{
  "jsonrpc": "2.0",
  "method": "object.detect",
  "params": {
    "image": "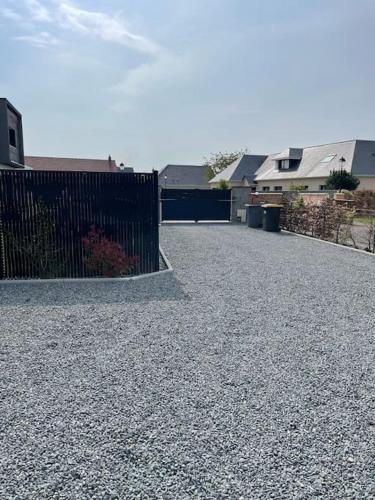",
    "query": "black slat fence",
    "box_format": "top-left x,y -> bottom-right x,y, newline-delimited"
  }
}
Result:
0,170 -> 159,279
